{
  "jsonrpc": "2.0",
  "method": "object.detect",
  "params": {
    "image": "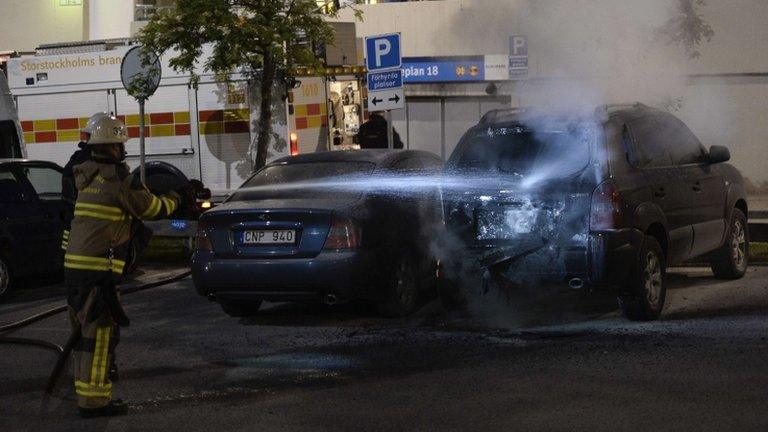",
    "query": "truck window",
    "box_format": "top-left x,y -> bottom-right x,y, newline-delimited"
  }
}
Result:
0,120 -> 21,158
628,117 -> 673,168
